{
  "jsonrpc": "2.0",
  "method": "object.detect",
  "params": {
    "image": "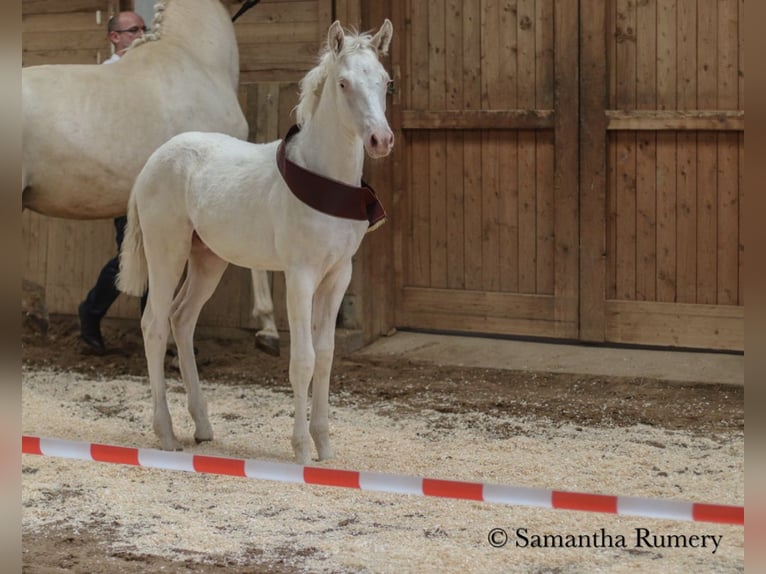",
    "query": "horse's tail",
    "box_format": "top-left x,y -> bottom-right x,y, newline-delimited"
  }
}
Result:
117,191 -> 148,297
